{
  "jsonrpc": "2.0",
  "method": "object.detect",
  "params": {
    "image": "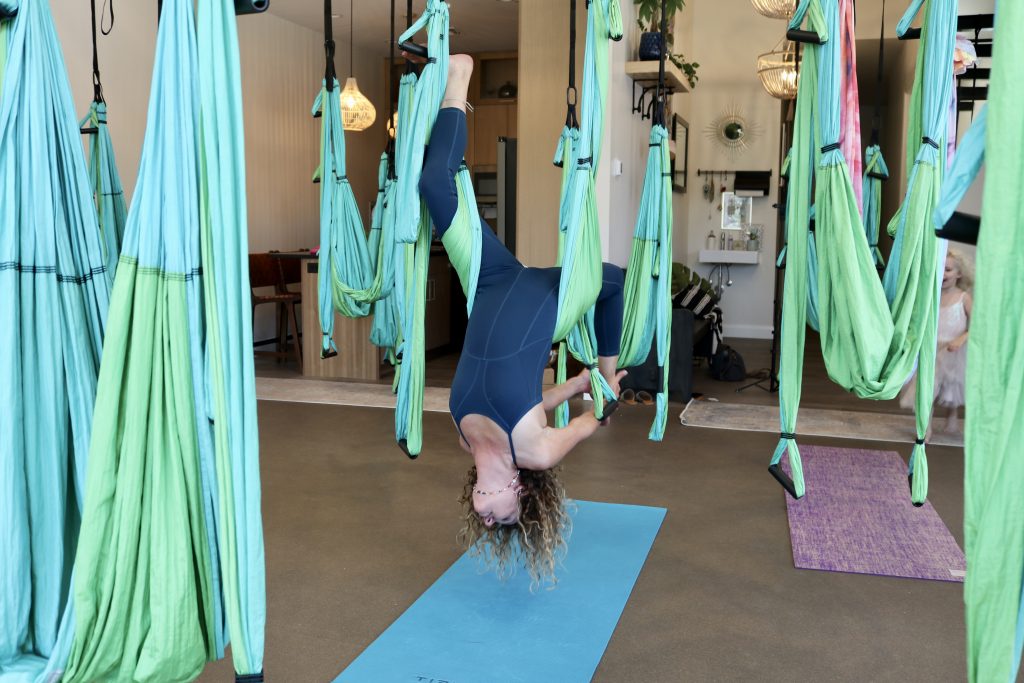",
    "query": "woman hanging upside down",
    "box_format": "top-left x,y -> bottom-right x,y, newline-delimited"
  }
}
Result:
417,54 -> 625,586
